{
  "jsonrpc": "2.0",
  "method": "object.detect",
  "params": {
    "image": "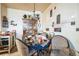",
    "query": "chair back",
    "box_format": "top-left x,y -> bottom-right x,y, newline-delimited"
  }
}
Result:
52,35 -> 69,49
